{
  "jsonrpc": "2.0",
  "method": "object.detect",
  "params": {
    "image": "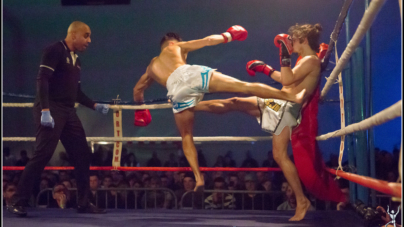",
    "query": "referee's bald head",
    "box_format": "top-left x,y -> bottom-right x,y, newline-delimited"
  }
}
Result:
67,21 -> 89,34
